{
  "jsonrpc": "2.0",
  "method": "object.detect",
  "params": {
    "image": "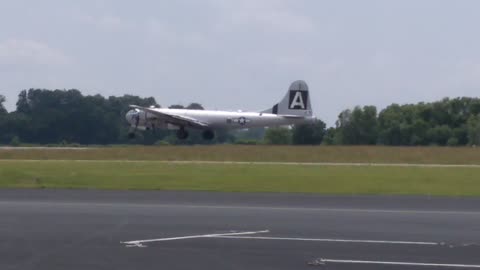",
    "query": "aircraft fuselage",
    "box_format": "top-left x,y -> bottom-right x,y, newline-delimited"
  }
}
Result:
126,108 -> 314,131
